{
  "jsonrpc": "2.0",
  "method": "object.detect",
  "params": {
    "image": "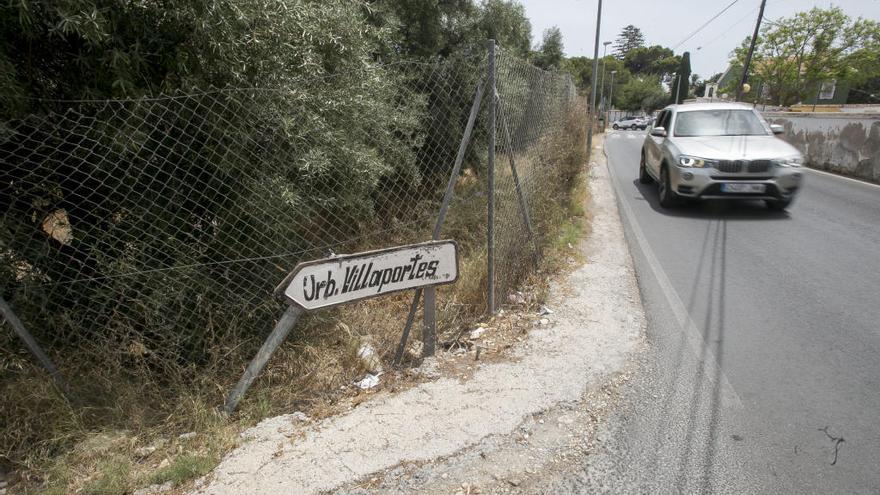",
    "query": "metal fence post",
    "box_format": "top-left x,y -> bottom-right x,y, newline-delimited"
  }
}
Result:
225,304 -> 302,414
0,297 -> 69,396
498,97 -> 539,269
422,288 -> 437,357
393,288 -> 424,364
394,81 -> 486,364
487,39 -> 497,315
